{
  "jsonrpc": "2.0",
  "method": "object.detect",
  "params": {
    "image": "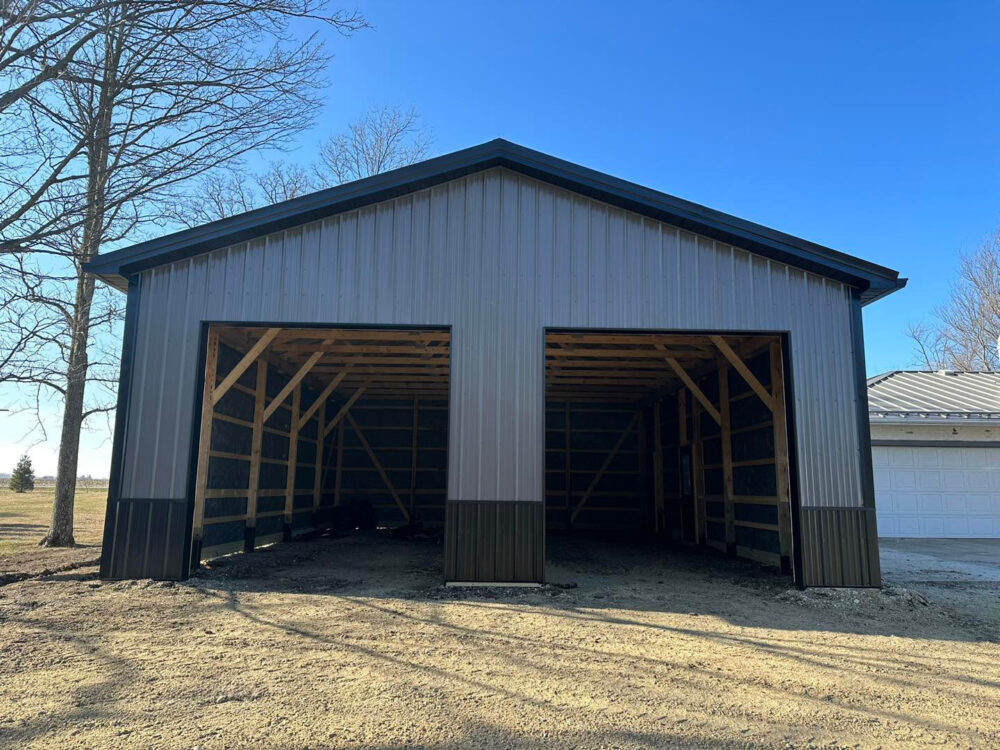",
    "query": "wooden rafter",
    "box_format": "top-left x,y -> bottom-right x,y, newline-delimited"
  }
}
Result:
322,381 -> 370,439
346,412 -> 410,522
296,365 -> 352,430
657,347 -> 721,425
710,335 -> 775,411
212,327 -> 280,405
